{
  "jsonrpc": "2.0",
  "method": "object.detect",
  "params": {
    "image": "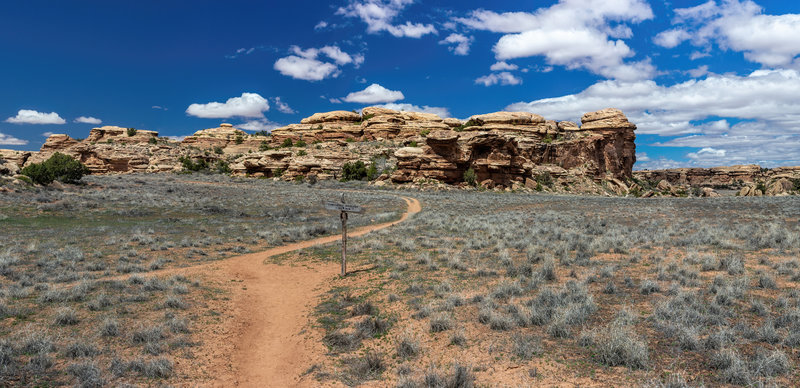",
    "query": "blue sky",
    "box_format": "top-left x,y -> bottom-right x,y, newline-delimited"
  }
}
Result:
2,0 -> 800,170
